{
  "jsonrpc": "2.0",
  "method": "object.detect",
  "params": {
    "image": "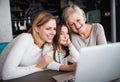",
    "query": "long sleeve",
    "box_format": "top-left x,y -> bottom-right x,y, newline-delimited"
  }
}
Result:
1,33 -> 43,80
47,61 -> 61,71
42,44 -> 62,71
69,45 -> 80,62
42,44 -> 80,71
47,45 -> 80,71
